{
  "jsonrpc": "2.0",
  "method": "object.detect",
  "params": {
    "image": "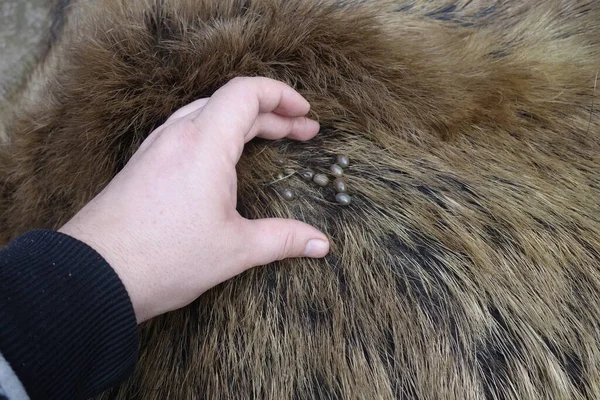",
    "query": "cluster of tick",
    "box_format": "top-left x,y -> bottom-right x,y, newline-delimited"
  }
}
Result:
276,154 -> 352,206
